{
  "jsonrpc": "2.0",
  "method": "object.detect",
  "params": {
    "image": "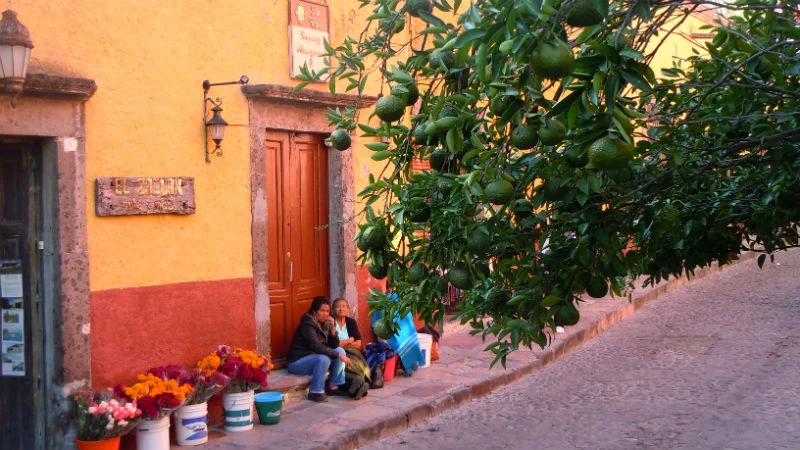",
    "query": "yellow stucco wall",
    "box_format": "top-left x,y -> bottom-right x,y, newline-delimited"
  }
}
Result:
649,13 -> 717,78
15,0 -> 379,291
14,0 -> 715,291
